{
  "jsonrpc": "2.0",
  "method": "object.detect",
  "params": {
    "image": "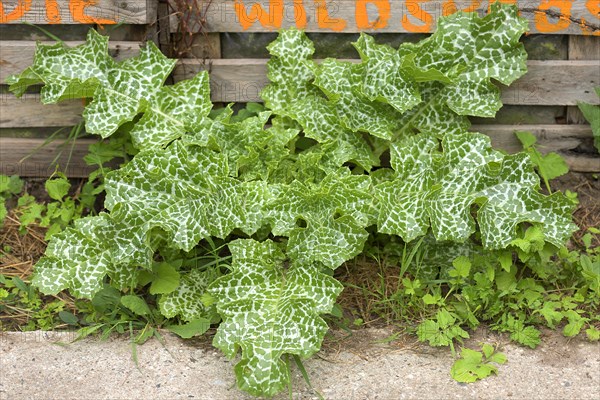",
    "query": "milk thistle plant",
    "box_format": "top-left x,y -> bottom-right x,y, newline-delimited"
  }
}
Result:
8,4 -> 578,396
